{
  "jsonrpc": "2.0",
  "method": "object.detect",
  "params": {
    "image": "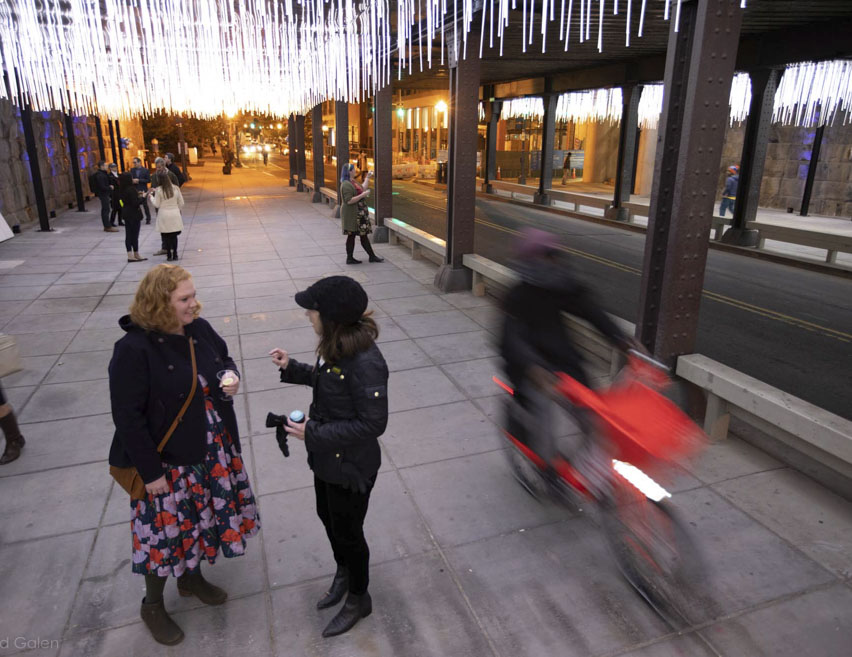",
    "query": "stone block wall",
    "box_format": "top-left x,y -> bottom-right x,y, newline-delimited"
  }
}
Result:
720,121 -> 852,218
0,99 -> 145,229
